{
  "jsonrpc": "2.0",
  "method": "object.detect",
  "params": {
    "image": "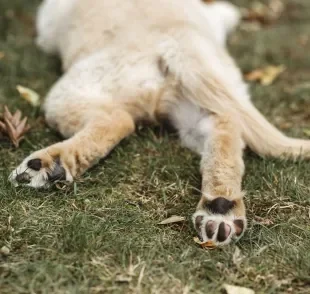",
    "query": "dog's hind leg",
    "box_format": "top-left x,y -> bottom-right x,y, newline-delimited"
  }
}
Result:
170,104 -> 246,246
192,114 -> 247,246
